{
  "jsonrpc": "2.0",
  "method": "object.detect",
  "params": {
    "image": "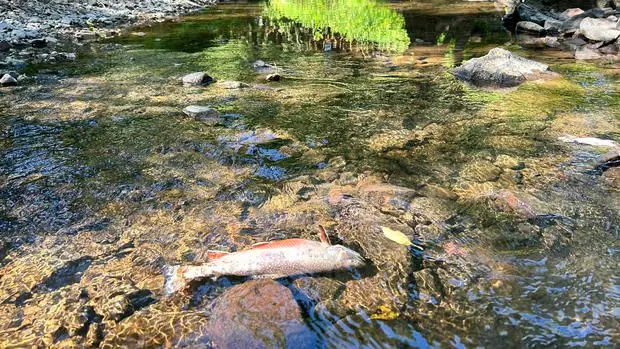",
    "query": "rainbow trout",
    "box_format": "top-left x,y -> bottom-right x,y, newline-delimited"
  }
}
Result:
164,226 -> 365,294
